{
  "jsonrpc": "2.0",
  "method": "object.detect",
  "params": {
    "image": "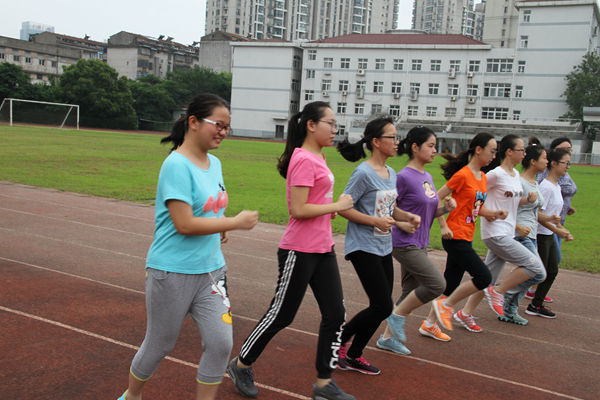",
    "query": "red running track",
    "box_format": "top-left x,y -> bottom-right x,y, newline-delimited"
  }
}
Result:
1,182 -> 599,400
